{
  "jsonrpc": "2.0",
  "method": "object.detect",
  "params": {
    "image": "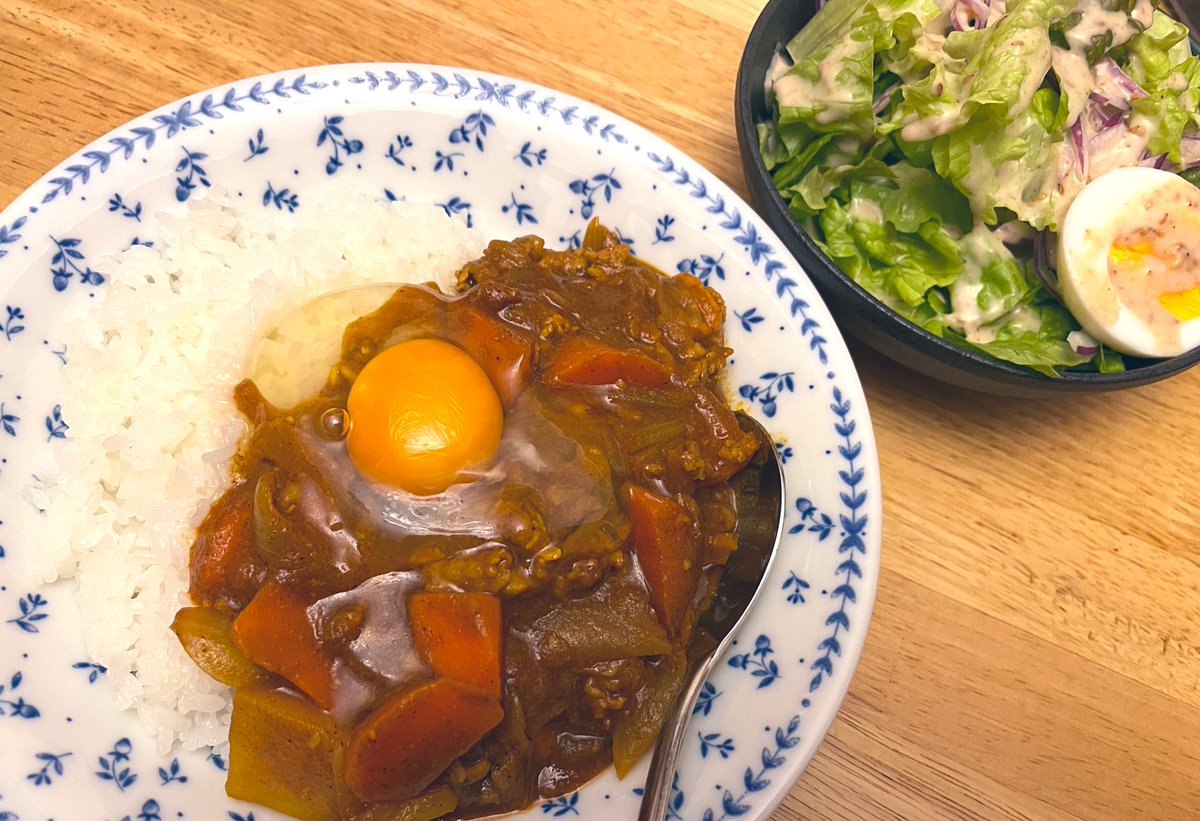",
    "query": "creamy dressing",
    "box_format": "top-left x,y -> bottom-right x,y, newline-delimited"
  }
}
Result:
1051,47 -> 1092,125
900,106 -> 964,143
774,36 -> 865,119
1064,0 -> 1150,53
941,223 -> 1053,342
765,50 -> 793,104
